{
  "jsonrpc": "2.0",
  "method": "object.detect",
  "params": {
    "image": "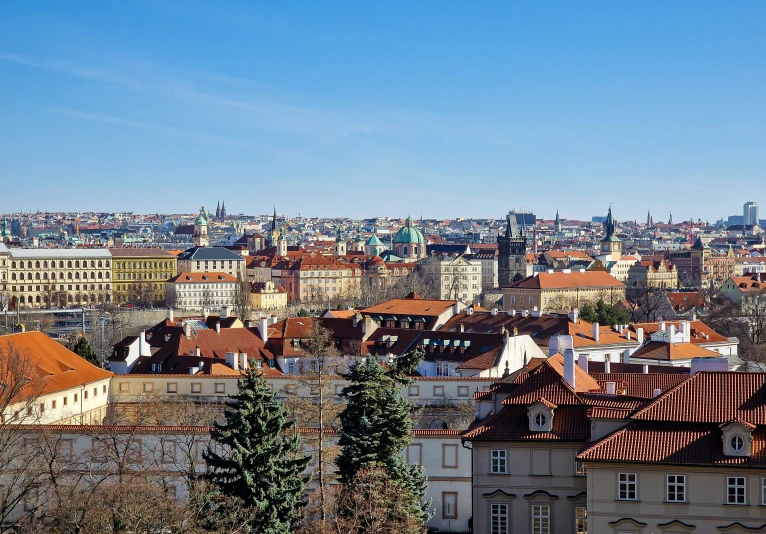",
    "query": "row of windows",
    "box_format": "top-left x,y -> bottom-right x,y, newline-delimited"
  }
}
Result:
407,385 -> 471,397
11,259 -> 110,269
116,272 -> 173,280
116,261 -> 173,269
4,385 -> 107,422
490,503 -> 585,534
489,451 -> 587,477
12,271 -> 109,280
617,472 -> 762,505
